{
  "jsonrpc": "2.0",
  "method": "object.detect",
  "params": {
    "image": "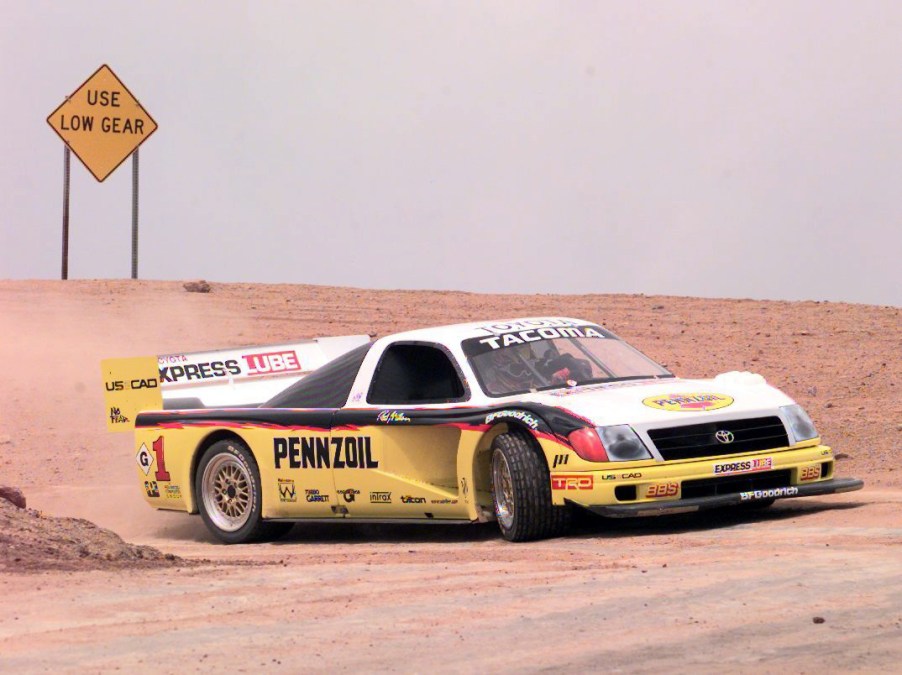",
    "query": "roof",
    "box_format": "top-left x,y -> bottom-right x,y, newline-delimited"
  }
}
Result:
378,316 -> 599,345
